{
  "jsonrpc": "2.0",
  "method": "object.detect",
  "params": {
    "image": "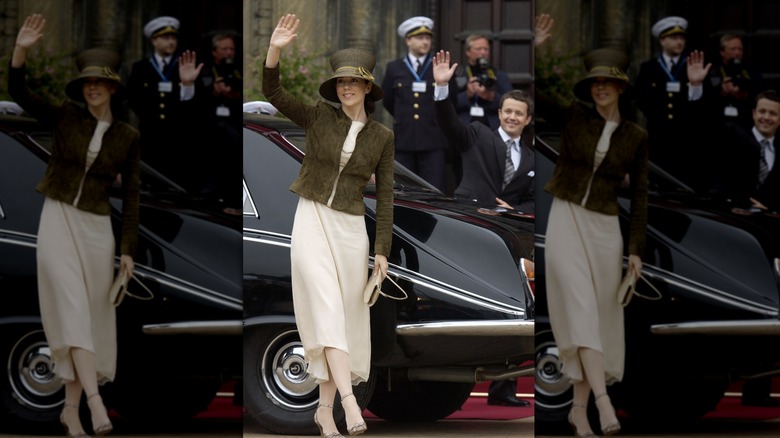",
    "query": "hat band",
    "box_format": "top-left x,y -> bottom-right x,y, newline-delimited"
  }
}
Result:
333,66 -> 374,82
588,66 -> 628,81
81,66 -> 120,81
406,26 -> 433,37
660,26 -> 685,38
